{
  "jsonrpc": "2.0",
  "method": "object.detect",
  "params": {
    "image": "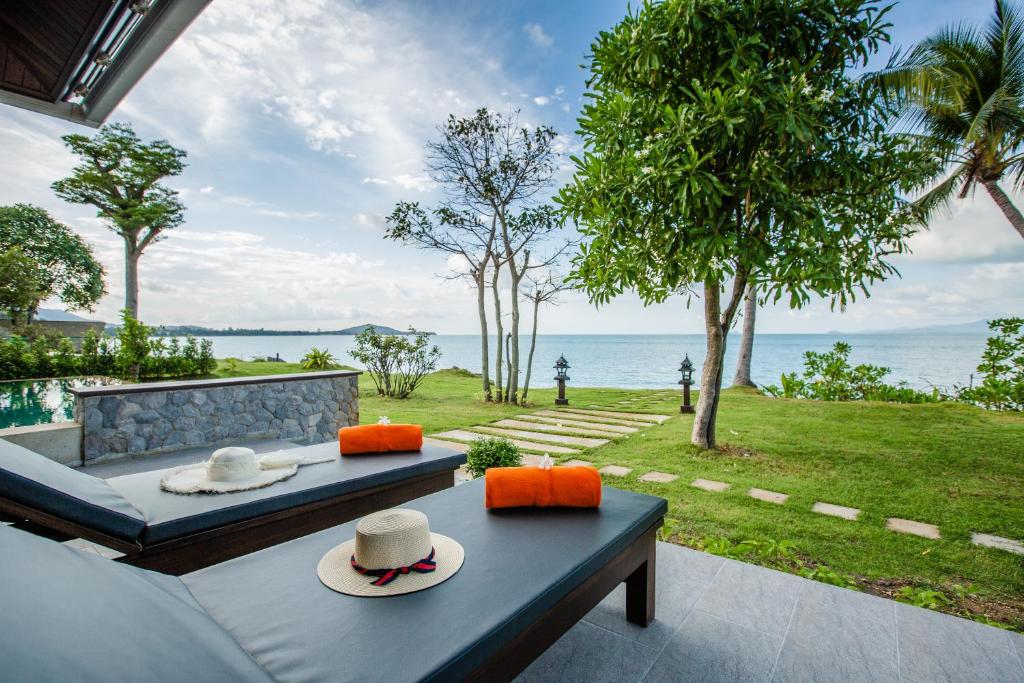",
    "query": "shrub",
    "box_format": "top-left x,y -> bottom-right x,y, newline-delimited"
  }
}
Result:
763,342 -> 939,403
53,337 -> 78,377
464,437 -> 522,478
350,326 -> 440,398
302,347 -> 338,370
116,310 -> 150,381
957,318 -> 1023,411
